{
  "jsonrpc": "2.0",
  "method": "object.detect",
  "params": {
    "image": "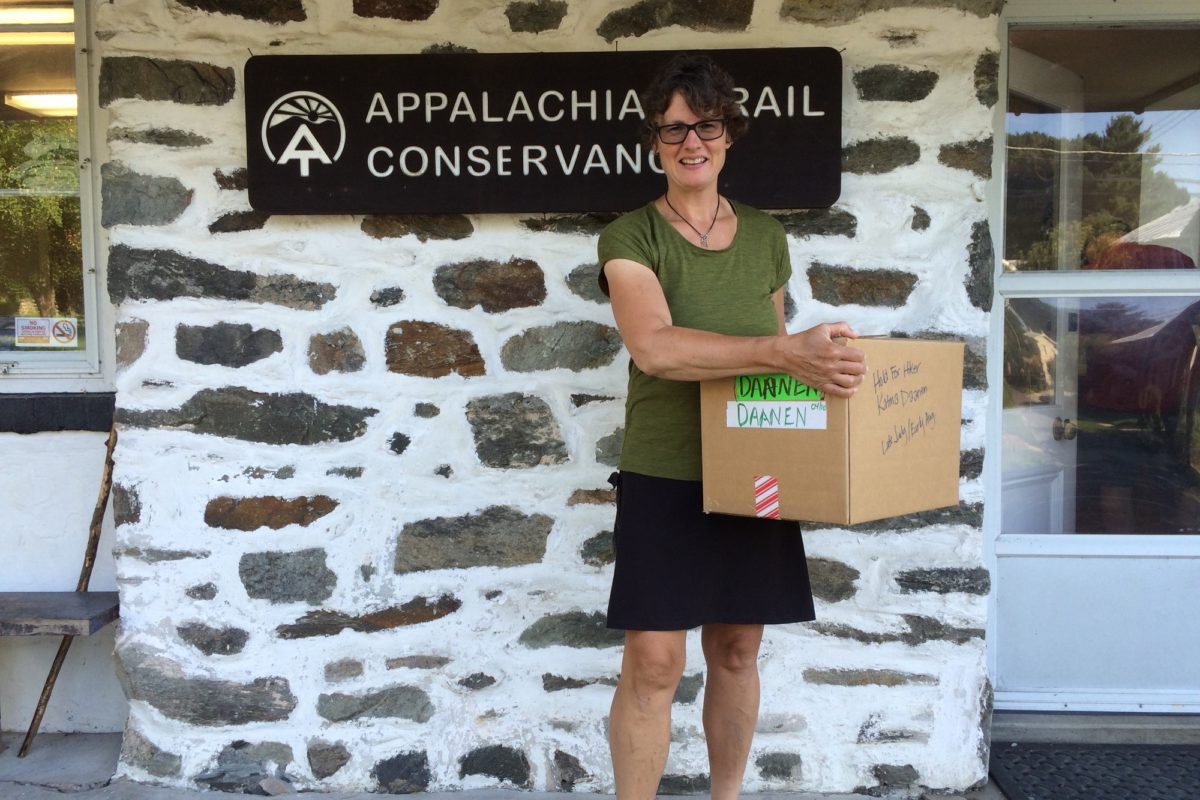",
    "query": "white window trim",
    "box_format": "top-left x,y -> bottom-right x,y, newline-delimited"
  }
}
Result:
984,0 -> 1200,703
1,0 -> 111,392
